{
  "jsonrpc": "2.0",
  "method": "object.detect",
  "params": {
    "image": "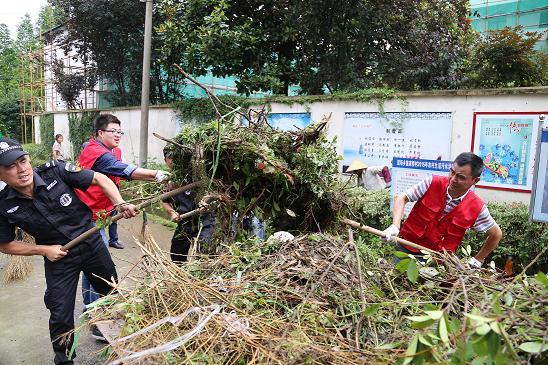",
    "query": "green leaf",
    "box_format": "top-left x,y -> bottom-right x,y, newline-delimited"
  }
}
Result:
472,335 -> 490,357
418,334 -> 433,347
407,315 -> 432,322
489,321 -> 501,335
394,250 -> 410,259
534,272 -> 548,287
425,310 -> 444,320
439,317 -> 449,343
402,334 -> 419,365
486,331 -> 500,357
475,323 -> 491,336
363,304 -> 381,316
375,342 -> 400,350
518,342 -> 545,353
395,258 -> 410,273
465,313 -> 495,324
407,259 -> 419,283
503,292 -> 513,306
